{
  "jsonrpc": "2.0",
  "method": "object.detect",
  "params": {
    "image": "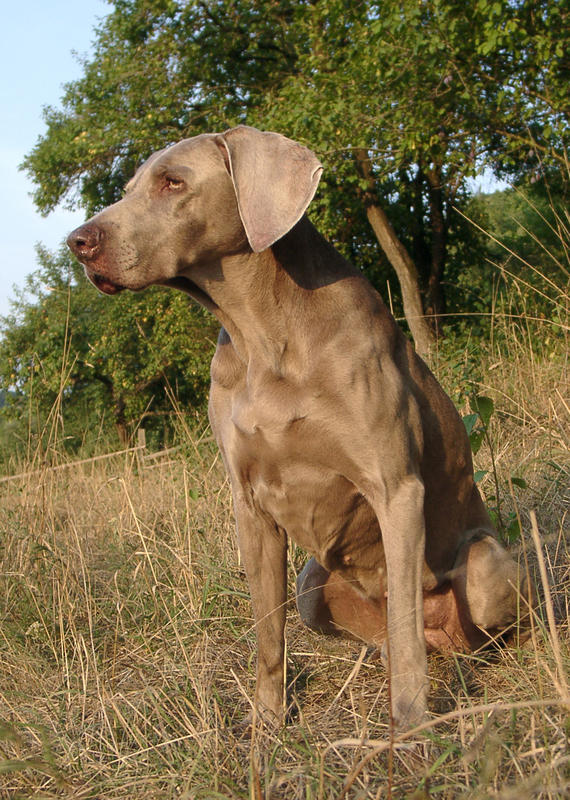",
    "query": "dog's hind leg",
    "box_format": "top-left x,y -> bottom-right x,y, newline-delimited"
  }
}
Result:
450,532 -> 536,641
296,557 -> 388,643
